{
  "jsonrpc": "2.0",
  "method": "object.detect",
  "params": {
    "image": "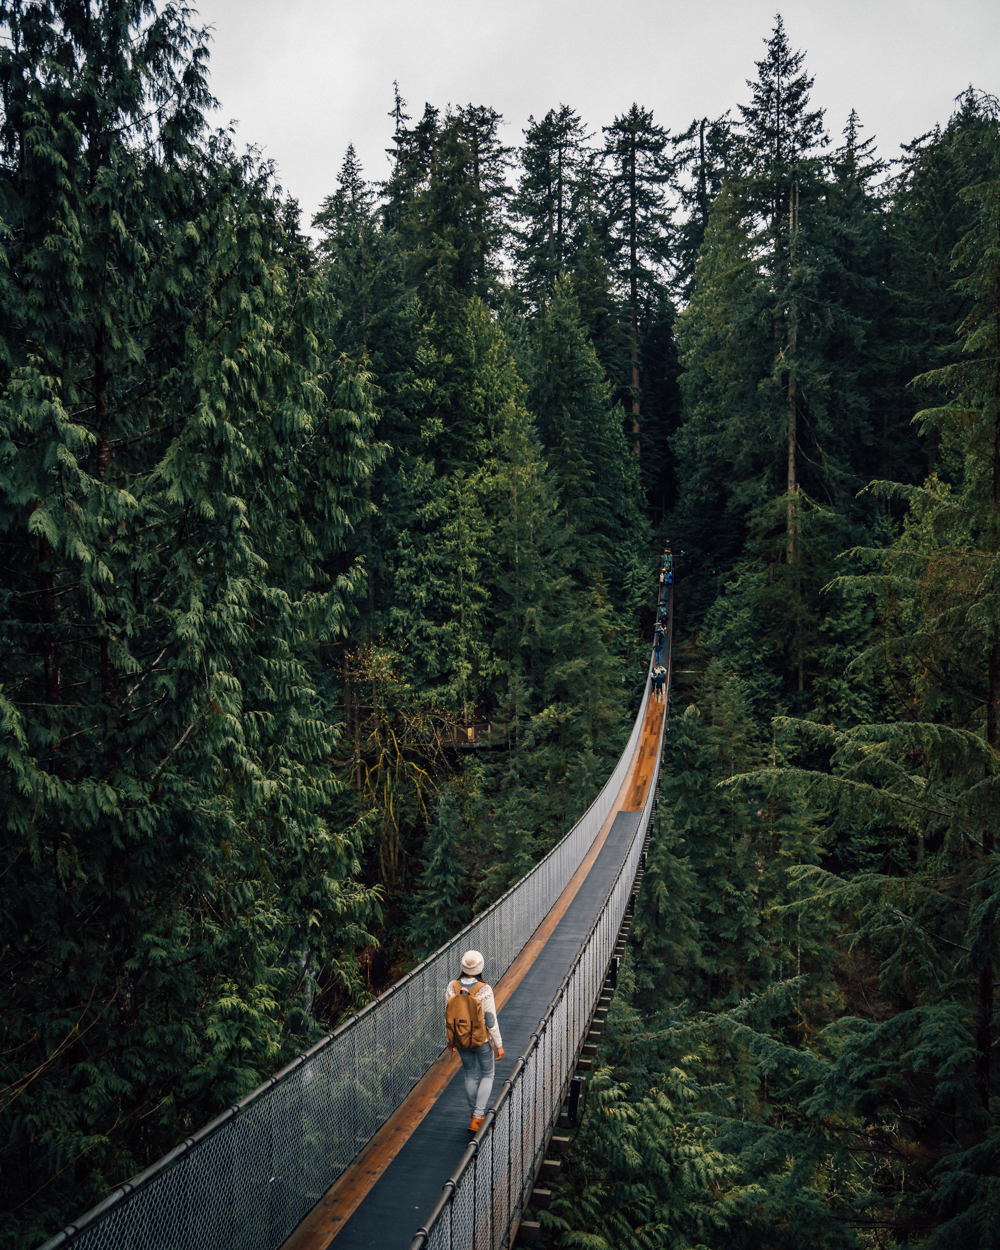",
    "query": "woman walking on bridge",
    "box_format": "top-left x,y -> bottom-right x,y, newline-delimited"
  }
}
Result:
446,950 -> 504,1133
